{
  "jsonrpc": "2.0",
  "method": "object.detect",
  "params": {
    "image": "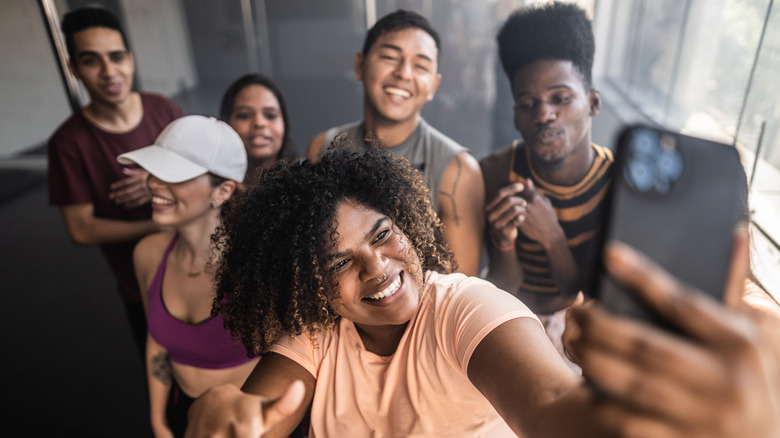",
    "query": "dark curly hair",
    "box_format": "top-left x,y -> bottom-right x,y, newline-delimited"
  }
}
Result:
218,73 -> 297,161
362,9 -> 440,57
211,147 -> 454,355
497,2 -> 595,89
62,6 -> 130,61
